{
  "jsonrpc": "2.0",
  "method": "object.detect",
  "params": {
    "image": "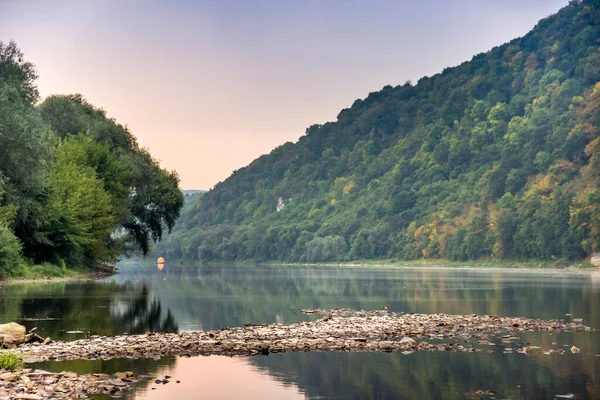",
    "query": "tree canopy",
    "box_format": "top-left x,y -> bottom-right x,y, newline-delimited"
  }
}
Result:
0,41 -> 184,277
